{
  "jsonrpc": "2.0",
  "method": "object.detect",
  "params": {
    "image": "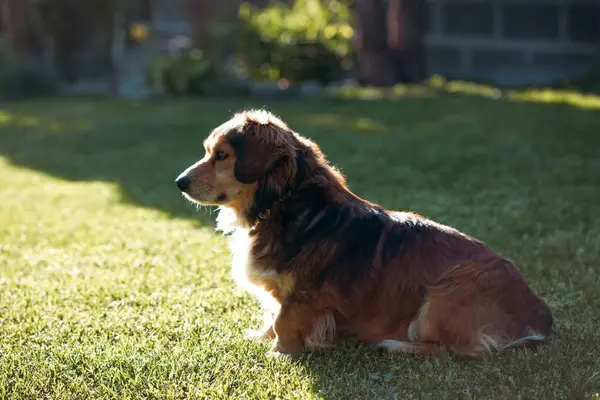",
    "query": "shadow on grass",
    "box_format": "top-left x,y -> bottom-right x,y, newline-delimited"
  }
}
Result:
0,83 -> 599,231
0,96 -> 427,229
290,339 -> 594,398
0,99 -> 251,227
